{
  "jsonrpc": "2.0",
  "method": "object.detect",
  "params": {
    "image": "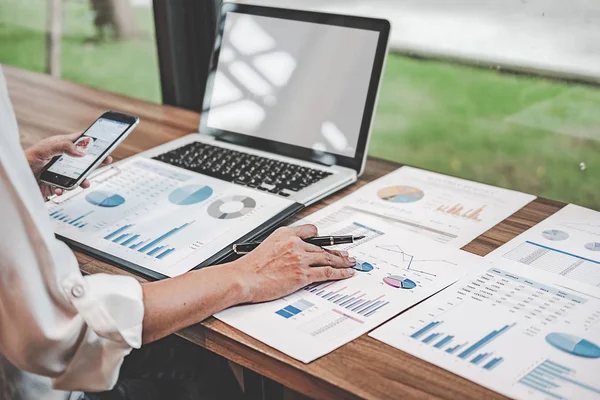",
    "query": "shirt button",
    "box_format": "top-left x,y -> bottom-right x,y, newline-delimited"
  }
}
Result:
71,285 -> 85,298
